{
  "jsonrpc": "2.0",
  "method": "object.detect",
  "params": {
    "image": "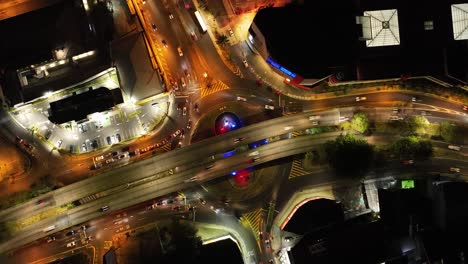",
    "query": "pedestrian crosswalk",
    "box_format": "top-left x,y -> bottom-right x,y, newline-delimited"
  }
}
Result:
160,143 -> 171,153
291,131 -> 302,137
200,80 -> 229,97
241,208 -> 264,240
79,193 -> 103,205
288,159 -> 310,179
